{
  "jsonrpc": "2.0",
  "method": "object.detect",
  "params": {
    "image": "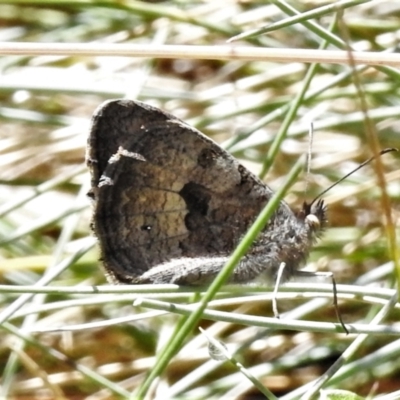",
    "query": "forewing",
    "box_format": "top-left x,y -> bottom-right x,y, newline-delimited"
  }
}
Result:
88,100 -> 290,283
